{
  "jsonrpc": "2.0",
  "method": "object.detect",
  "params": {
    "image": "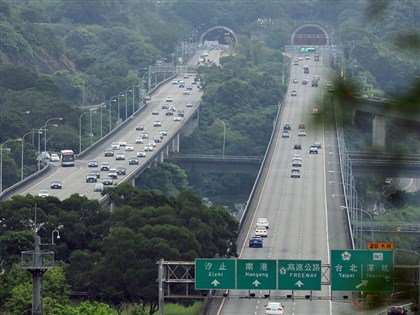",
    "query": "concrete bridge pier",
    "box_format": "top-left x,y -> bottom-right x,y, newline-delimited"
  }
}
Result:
171,134 -> 180,153
372,114 -> 386,149
159,151 -> 164,163
131,178 -> 136,187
